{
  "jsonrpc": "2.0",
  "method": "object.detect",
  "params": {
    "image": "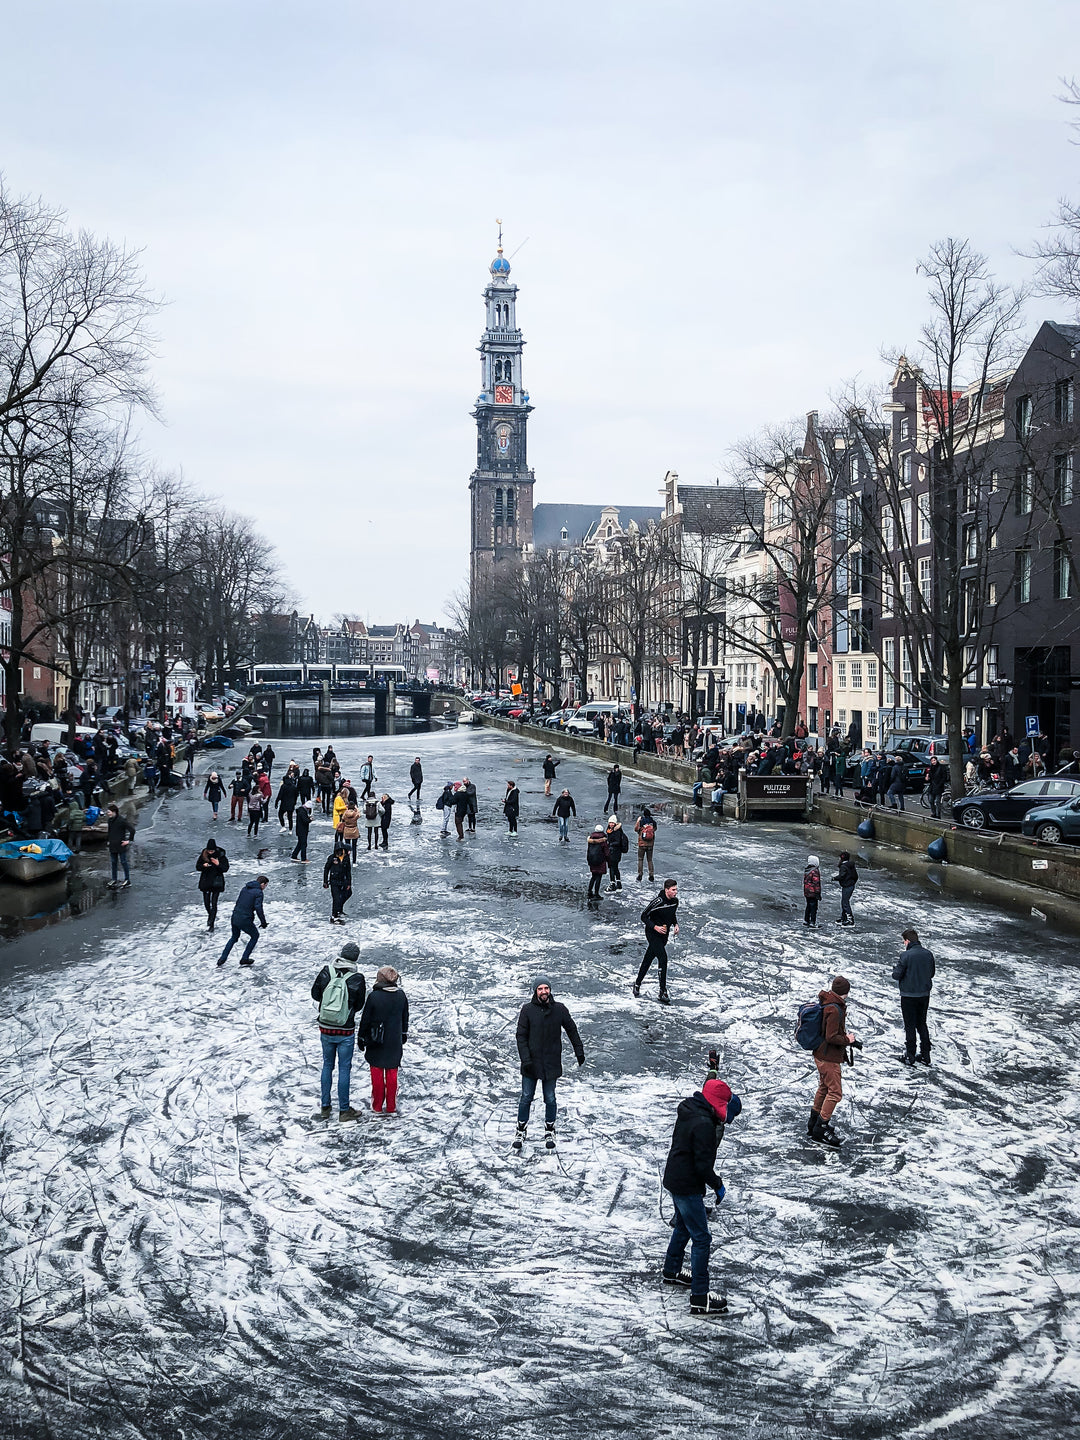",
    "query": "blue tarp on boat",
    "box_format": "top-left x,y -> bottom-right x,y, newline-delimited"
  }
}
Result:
0,839 -> 73,864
